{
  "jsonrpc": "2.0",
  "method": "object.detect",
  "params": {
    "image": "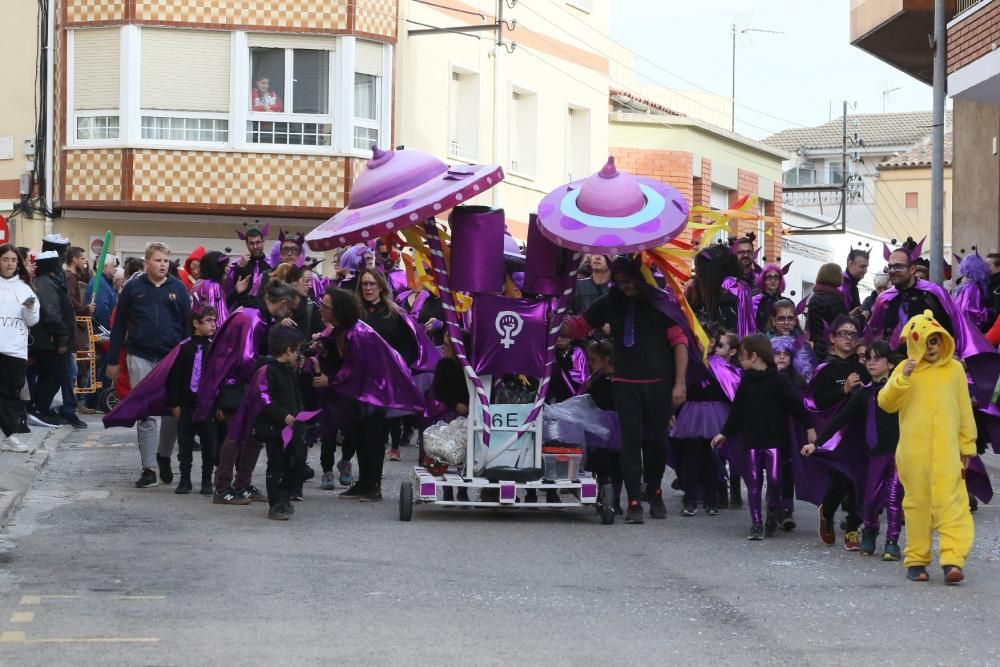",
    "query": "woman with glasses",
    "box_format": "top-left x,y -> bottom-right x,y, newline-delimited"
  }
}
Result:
805,263 -> 849,359
753,262 -> 790,332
